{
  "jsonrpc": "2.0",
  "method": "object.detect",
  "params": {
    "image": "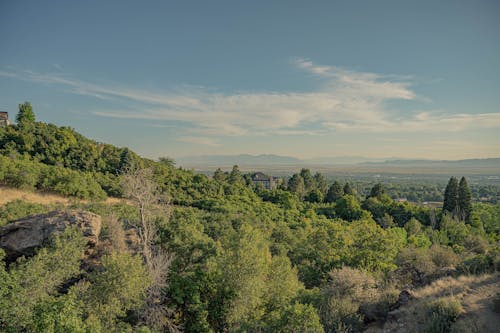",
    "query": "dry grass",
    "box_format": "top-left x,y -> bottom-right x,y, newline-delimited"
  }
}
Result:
0,185 -> 127,206
0,186 -> 70,205
366,273 -> 500,333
